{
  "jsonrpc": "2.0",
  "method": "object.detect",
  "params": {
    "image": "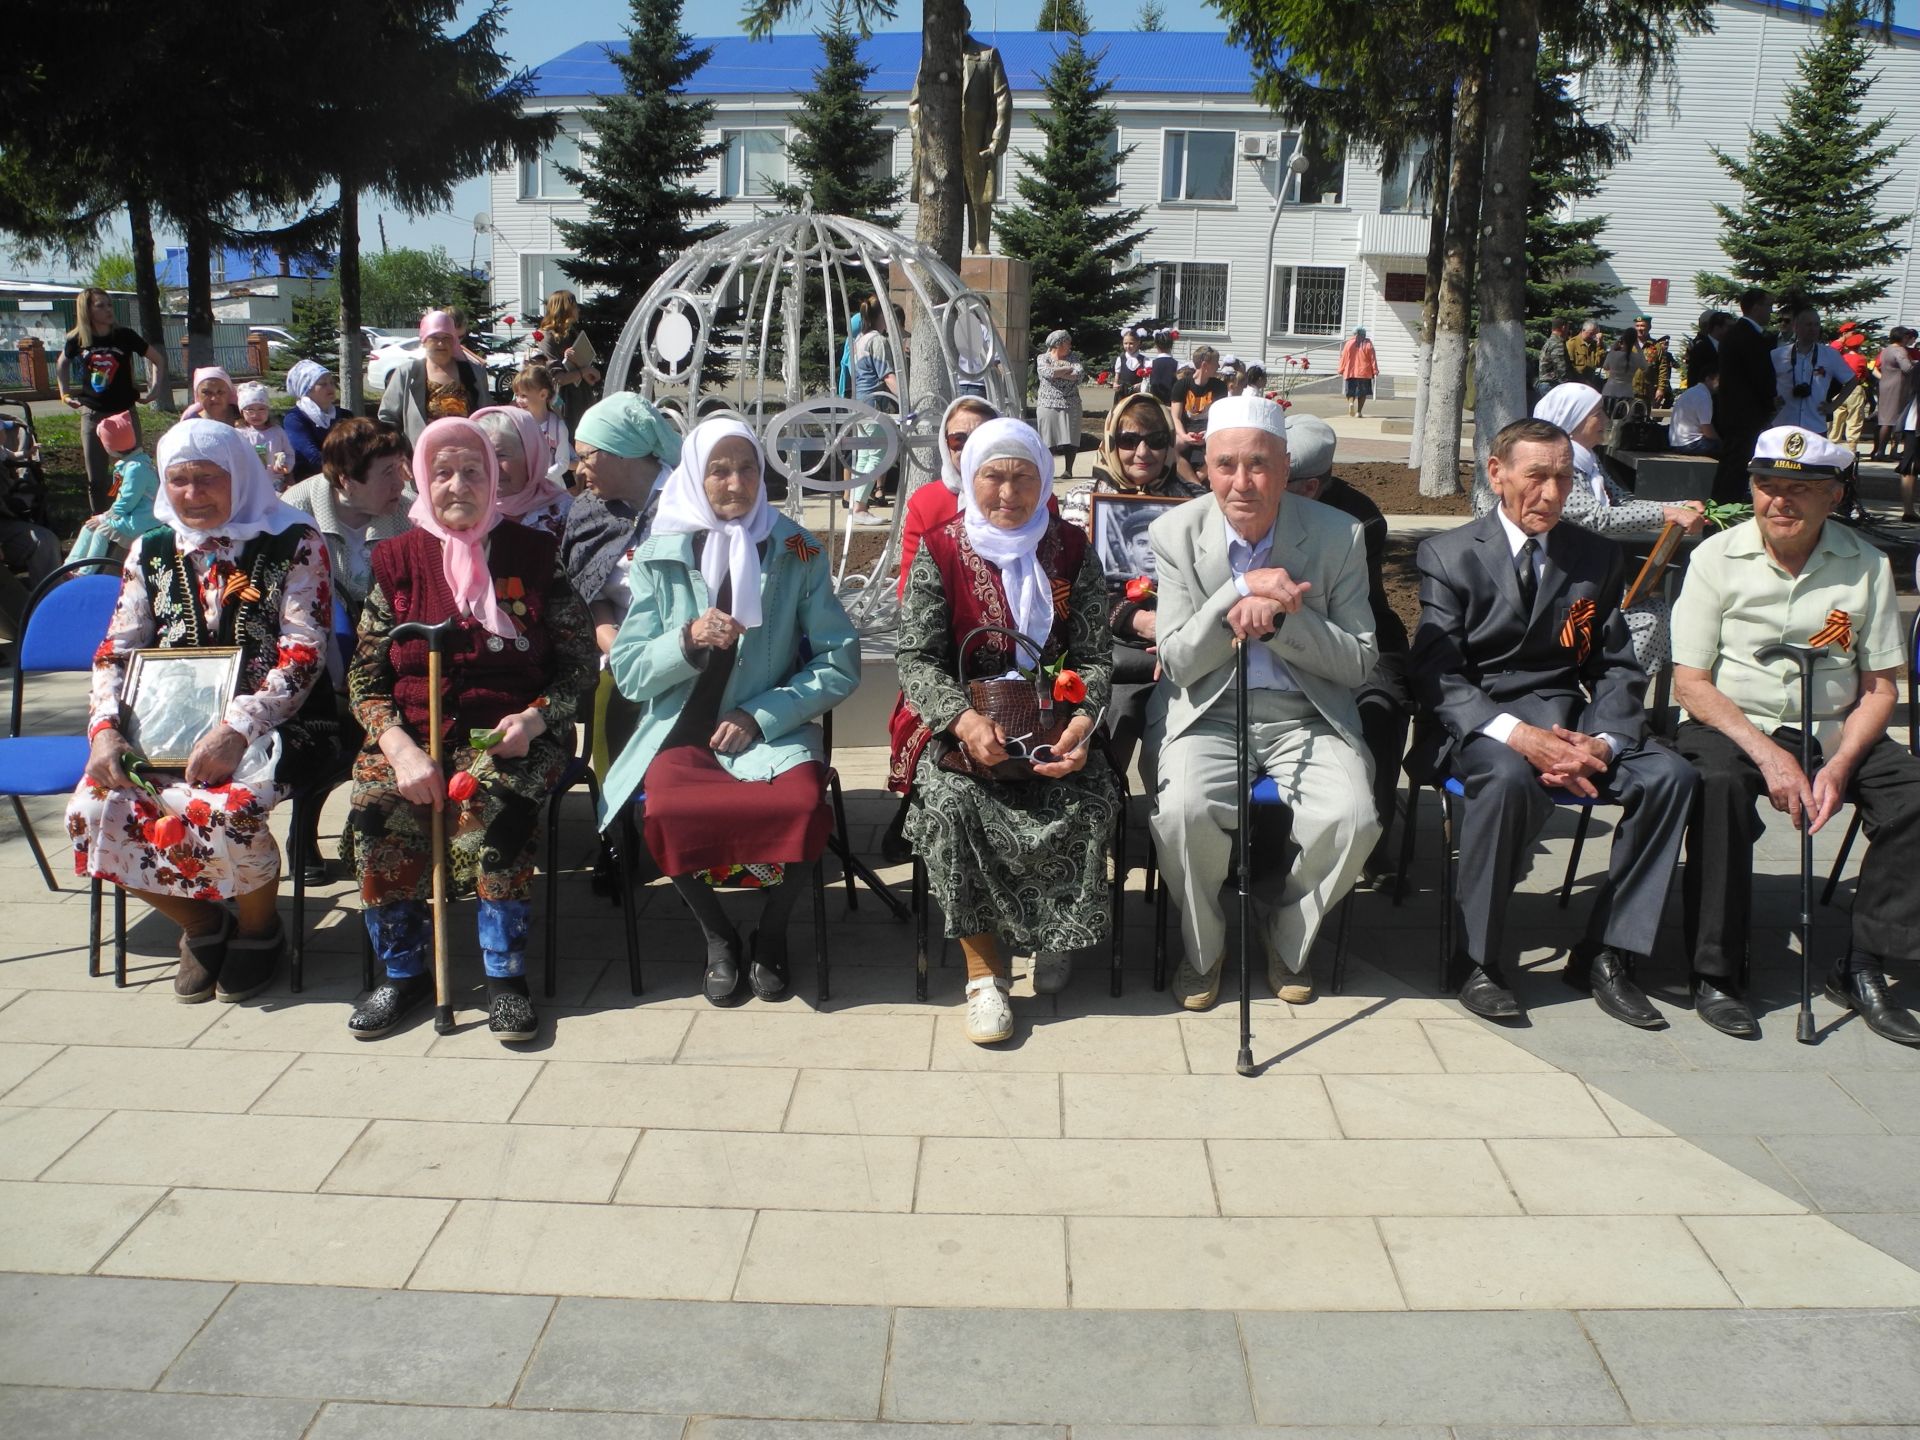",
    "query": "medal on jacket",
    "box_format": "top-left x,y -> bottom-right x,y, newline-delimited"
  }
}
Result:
1560,597 -> 1596,663
1807,608 -> 1852,652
